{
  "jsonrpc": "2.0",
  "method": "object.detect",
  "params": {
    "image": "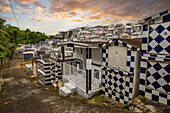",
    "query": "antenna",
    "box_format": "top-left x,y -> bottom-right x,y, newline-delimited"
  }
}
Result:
8,0 -> 20,29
